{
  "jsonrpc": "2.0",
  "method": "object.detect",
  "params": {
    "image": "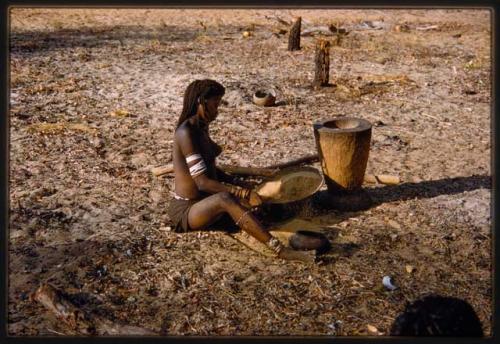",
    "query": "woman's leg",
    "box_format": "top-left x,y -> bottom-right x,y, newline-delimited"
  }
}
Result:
188,192 -> 315,263
187,192 -> 272,243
